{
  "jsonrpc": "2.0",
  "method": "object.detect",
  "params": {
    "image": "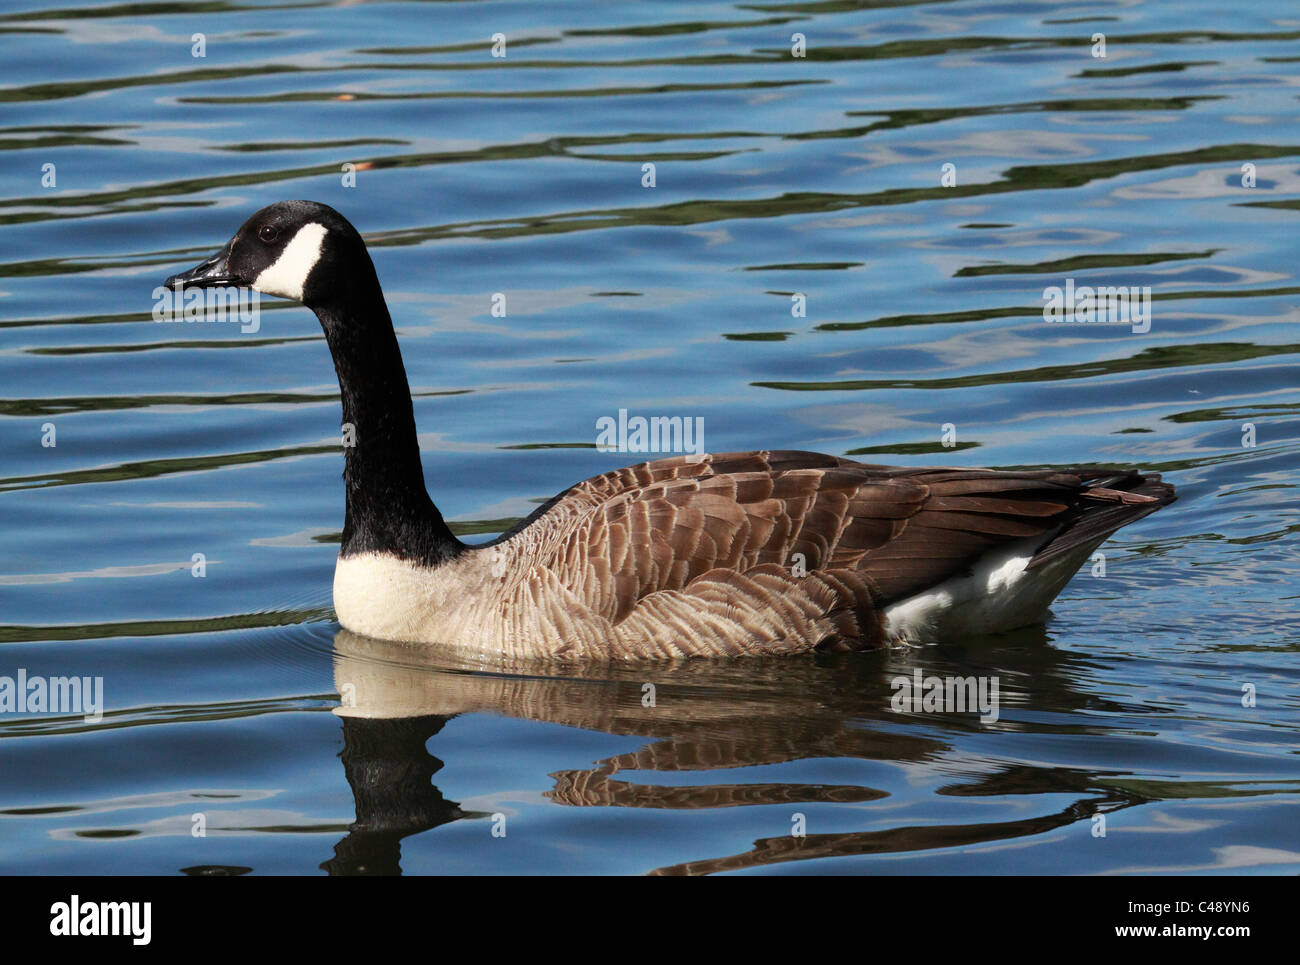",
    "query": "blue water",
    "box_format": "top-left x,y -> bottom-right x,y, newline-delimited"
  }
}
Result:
0,0 -> 1297,875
